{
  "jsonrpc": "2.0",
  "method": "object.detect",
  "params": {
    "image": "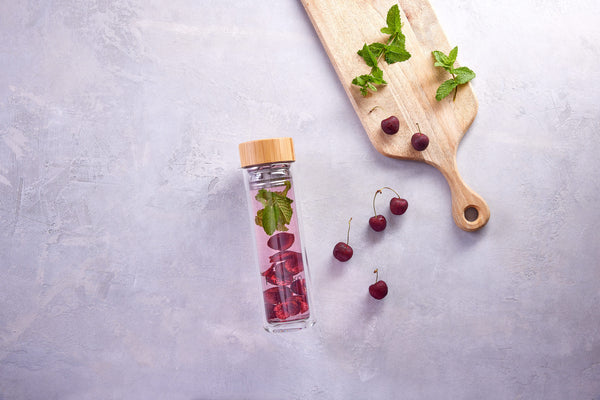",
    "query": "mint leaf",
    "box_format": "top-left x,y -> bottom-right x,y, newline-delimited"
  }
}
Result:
357,43 -> 378,68
367,42 -> 386,58
254,181 -> 294,235
370,67 -> 386,84
387,31 -> 406,49
352,4 -> 411,97
272,193 -> 293,224
448,46 -> 458,65
452,66 -> 476,84
280,180 -> 291,197
352,74 -> 370,87
432,50 -> 450,68
261,205 -> 278,236
385,44 -> 411,64
255,189 -> 272,206
381,4 -> 401,35
432,46 -> 476,101
435,79 -> 458,101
